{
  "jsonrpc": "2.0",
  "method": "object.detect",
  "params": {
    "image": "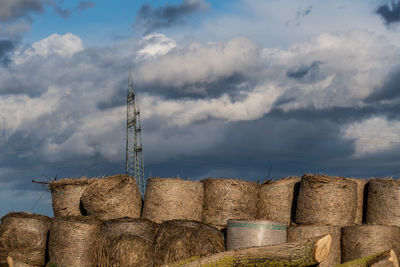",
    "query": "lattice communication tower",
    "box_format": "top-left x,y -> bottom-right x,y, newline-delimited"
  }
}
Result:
125,70 -> 146,197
